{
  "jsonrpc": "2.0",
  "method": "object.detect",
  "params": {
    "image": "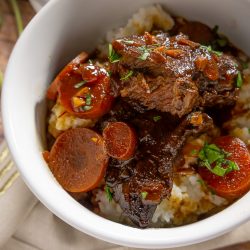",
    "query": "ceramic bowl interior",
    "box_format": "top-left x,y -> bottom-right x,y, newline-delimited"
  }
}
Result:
2,0 -> 250,248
